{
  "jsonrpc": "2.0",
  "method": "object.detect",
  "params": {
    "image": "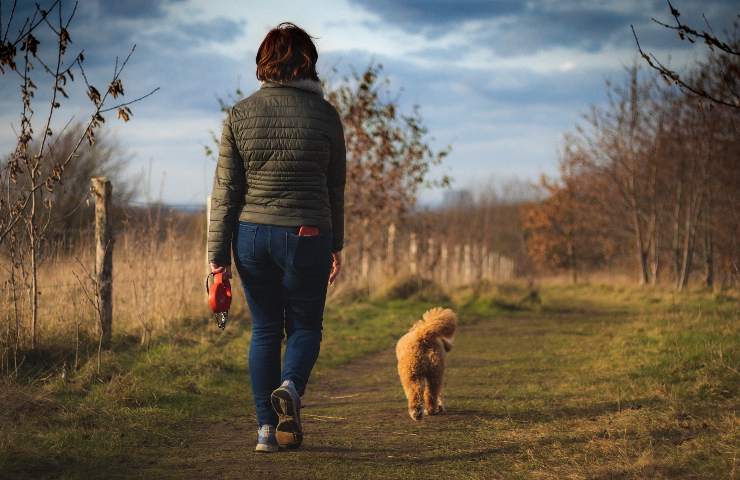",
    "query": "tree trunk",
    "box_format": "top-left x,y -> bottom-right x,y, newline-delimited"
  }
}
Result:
704,224 -> 714,289
649,234 -> 659,286
648,207 -> 659,286
677,206 -> 696,291
29,187 -> 38,350
632,207 -> 650,285
672,177 -> 683,282
648,162 -> 659,286
703,189 -> 714,290
567,238 -> 577,284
